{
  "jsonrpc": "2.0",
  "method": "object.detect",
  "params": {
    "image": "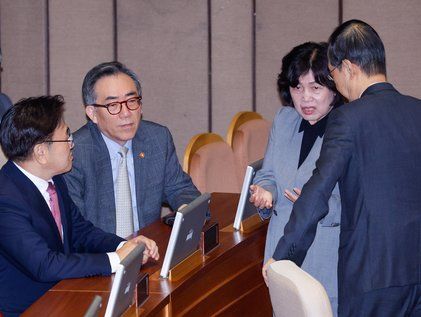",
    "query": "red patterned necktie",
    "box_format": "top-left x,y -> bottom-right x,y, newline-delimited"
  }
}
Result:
46,182 -> 63,241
